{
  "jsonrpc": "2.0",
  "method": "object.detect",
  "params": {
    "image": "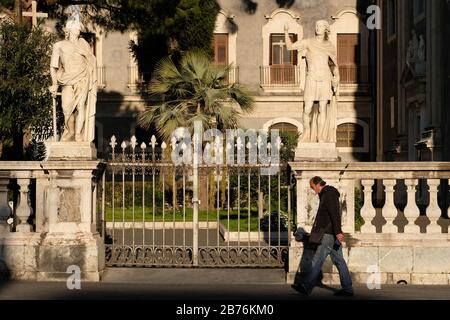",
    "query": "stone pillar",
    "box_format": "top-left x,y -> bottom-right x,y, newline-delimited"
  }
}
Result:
339,178 -> 355,234
382,179 -> 398,233
0,179 -> 11,233
360,179 -> 376,234
296,176 -> 309,231
404,179 -> 420,234
37,161 -> 105,281
15,177 -> 33,233
426,179 -> 442,234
